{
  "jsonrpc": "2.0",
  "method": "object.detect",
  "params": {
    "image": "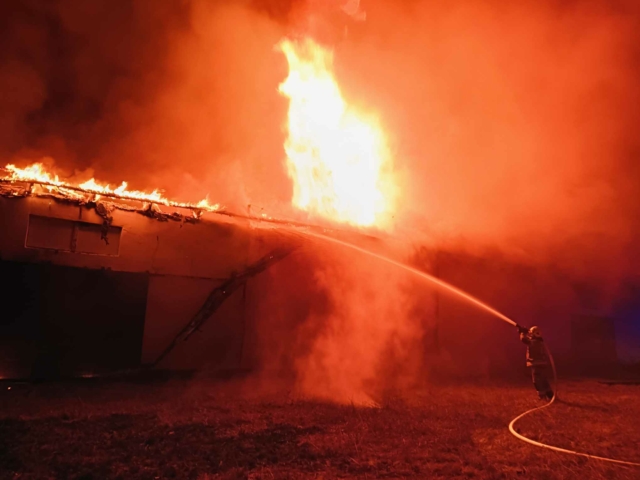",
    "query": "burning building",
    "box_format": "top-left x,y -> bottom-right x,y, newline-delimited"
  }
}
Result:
2,0 -> 639,396
0,165 -> 304,379
0,162 -> 632,388
0,26 -> 401,383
